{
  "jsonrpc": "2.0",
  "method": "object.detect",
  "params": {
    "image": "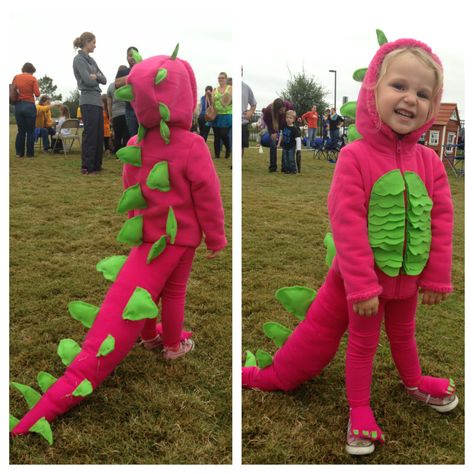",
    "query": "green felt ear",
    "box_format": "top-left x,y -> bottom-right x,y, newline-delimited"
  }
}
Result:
275,286 -> 317,320
347,124 -> 362,143
116,215 -> 143,246
116,145 -> 142,167
97,335 -> 115,357
170,43 -> 179,59
96,255 -> 127,282
244,350 -> 257,367
117,183 -> 148,213
340,101 -> 357,119
114,84 -> 135,102
262,322 -> 292,348
146,161 -> 170,192
155,68 -> 168,85
10,414 -> 19,432
130,48 -> 142,63
122,287 -> 159,321
324,232 -> 336,267
255,349 -> 273,369
159,103 -> 170,122
352,68 -> 367,82
57,338 -> 81,366
137,124 -> 147,143
147,235 -> 167,264
166,207 -> 178,244
37,371 -> 57,393
10,382 -> 41,409
72,379 -> 93,397
67,301 -> 100,329
29,417 -> 53,445
376,29 -> 388,46
160,120 -> 170,144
